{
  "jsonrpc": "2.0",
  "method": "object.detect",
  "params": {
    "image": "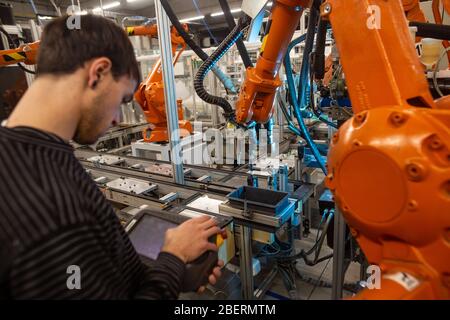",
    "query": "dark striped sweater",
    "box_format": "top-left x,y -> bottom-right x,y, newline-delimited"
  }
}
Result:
0,126 -> 185,299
